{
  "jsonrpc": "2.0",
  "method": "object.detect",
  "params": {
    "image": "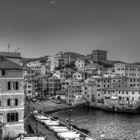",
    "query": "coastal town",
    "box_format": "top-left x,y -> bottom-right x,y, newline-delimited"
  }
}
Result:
1,49 -> 140,140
